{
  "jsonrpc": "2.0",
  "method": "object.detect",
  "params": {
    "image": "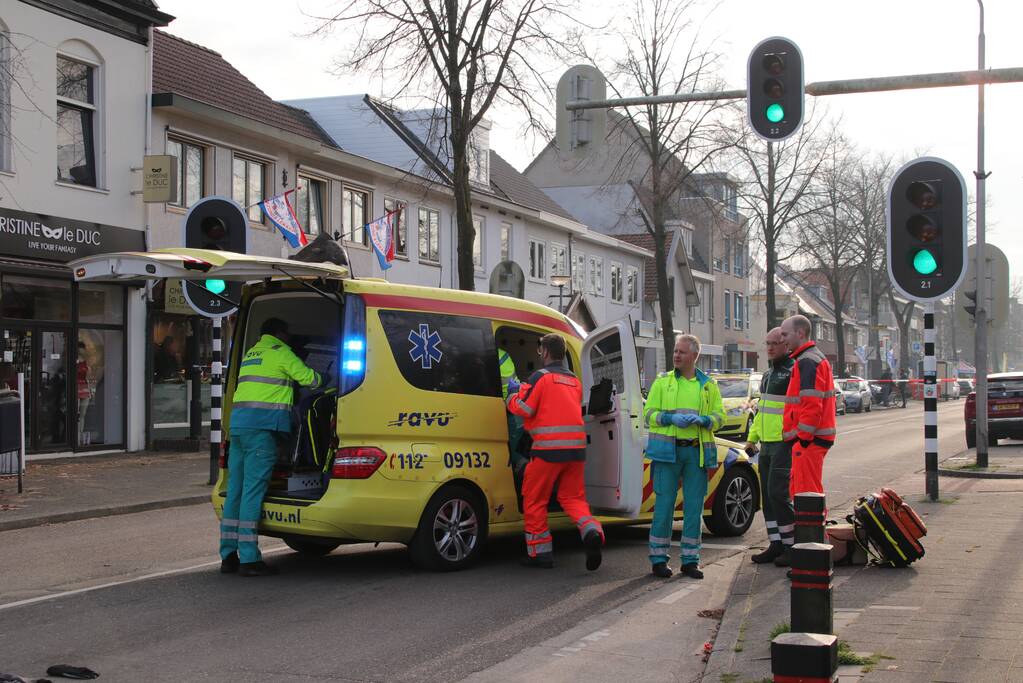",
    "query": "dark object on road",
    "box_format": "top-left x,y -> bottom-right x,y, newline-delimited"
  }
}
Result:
651,562 -> 672,578
584,529 -> 603,570
291,233 -> 348,267
45,665 -> 98,680
238,561 -> 279,577
220,551 -> 239,574
850,488 -> 926,567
